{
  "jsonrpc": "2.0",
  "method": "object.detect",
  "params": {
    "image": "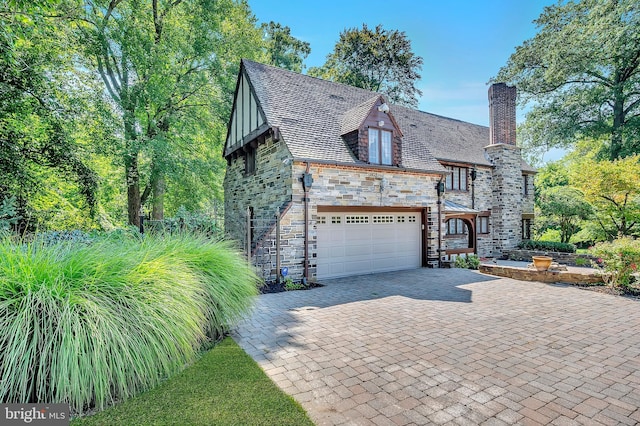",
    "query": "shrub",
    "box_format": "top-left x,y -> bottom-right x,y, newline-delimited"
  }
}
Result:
454,254 -> 480,270
517,239 -> 576,253
0,195 -> 20,234
0,233 -> 258,414
589,237 -> 640,288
